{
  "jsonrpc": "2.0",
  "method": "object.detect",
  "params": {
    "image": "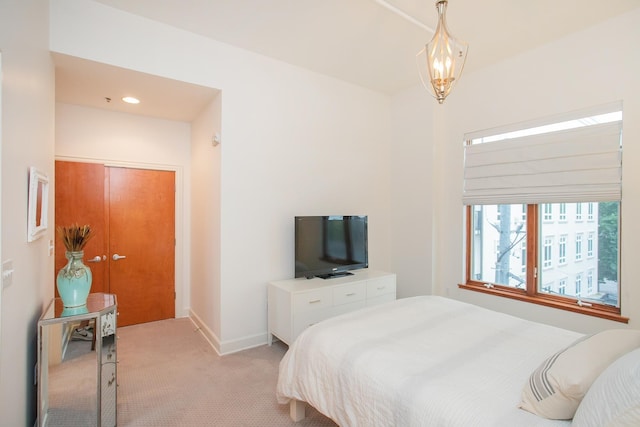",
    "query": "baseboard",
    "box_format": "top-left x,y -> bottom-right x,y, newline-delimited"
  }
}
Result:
188,310 -> 269,356
188,310 -> 222,355
219,332 -> 268,355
